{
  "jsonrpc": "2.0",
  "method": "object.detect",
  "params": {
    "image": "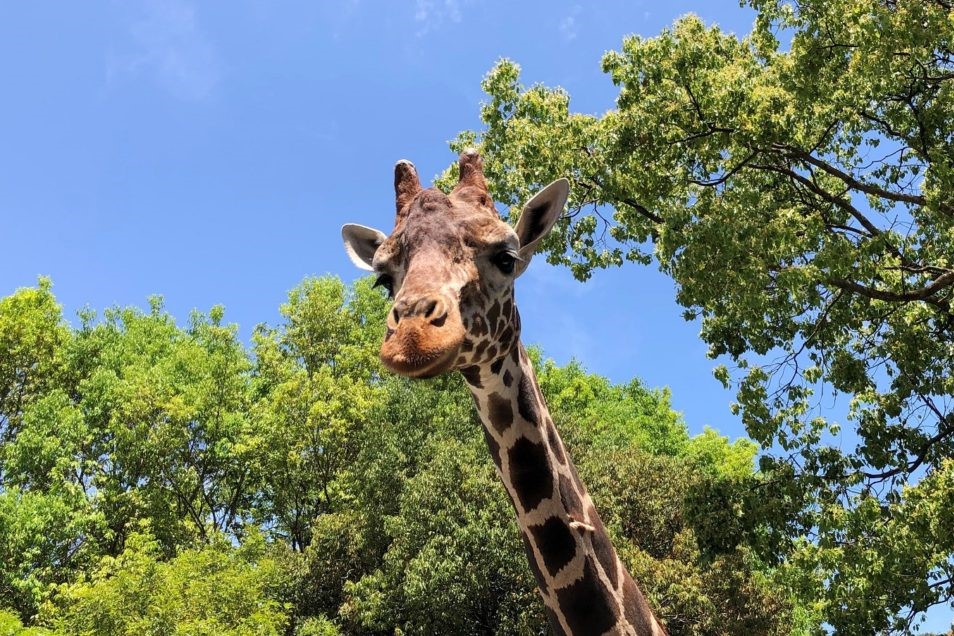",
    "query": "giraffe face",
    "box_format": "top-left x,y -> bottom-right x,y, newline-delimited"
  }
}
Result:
342,151 -> 568,379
